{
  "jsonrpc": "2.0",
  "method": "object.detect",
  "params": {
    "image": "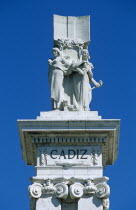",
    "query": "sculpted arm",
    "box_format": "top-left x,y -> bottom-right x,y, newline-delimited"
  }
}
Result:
88,64 -> 101,88
75,67 -> 84,75
60,52 -> 71,67
69,60 -> 86,75
72,60 -> 85,68
90,78 -> 101,88
48,59 -> 53,83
